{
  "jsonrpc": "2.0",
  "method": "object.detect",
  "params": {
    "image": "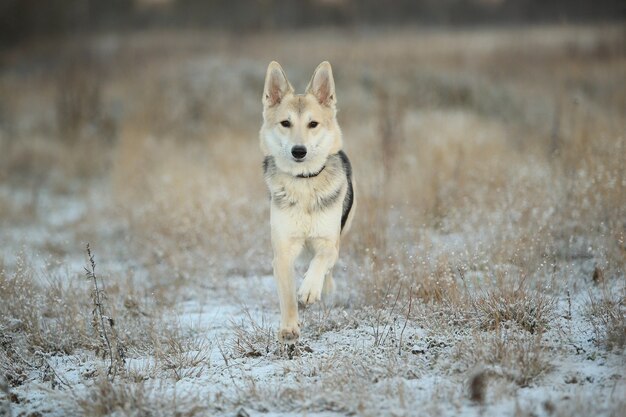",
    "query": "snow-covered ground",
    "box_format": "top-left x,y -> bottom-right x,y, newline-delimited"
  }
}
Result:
1,182 -> 623,417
